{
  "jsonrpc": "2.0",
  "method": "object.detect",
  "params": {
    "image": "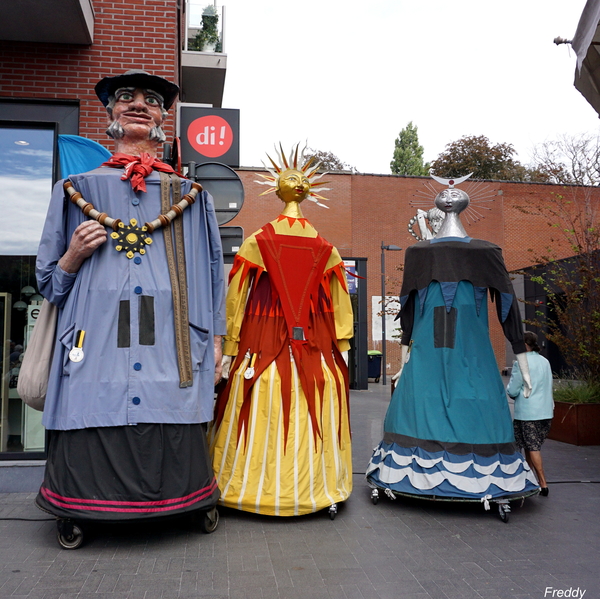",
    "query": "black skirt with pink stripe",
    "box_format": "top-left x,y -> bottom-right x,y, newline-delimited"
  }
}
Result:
36,423 -> 219,521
